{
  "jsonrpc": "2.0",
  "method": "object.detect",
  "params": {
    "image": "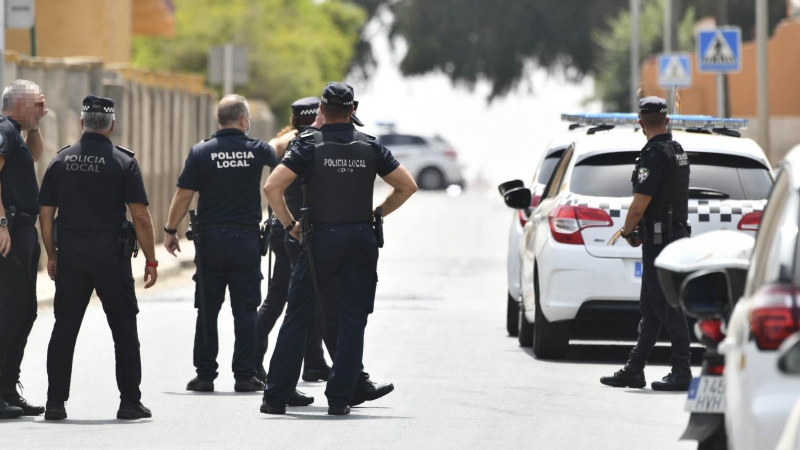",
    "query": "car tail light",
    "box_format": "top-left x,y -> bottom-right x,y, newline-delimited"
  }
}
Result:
548,205 -> 613,245
749,285 -> 799,350
698,319 -> 725,343
443,148 -> 458,159
518,196 -> 543,227
531,195 -> 541,208
706,363 -> 725,376
737,211 -> 762,231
